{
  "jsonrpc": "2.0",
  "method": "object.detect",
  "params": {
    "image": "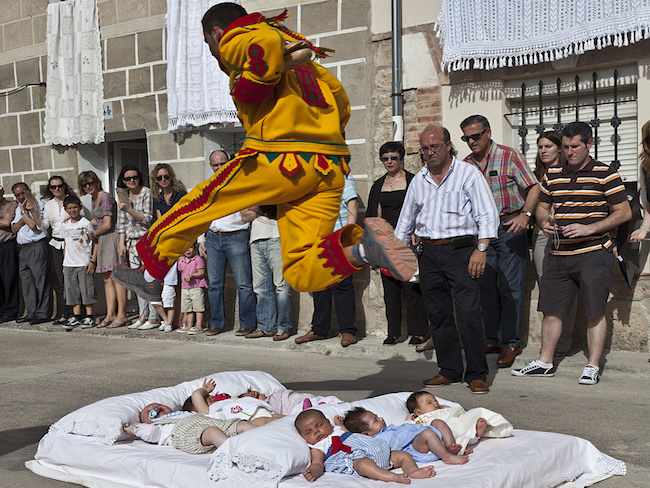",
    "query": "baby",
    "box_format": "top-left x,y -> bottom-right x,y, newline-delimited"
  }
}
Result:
240,388 -> 341,415
405,391 -> 513,454
123,381 -> 257,454
295,409 -> 435,484
344,407 -> 468,465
